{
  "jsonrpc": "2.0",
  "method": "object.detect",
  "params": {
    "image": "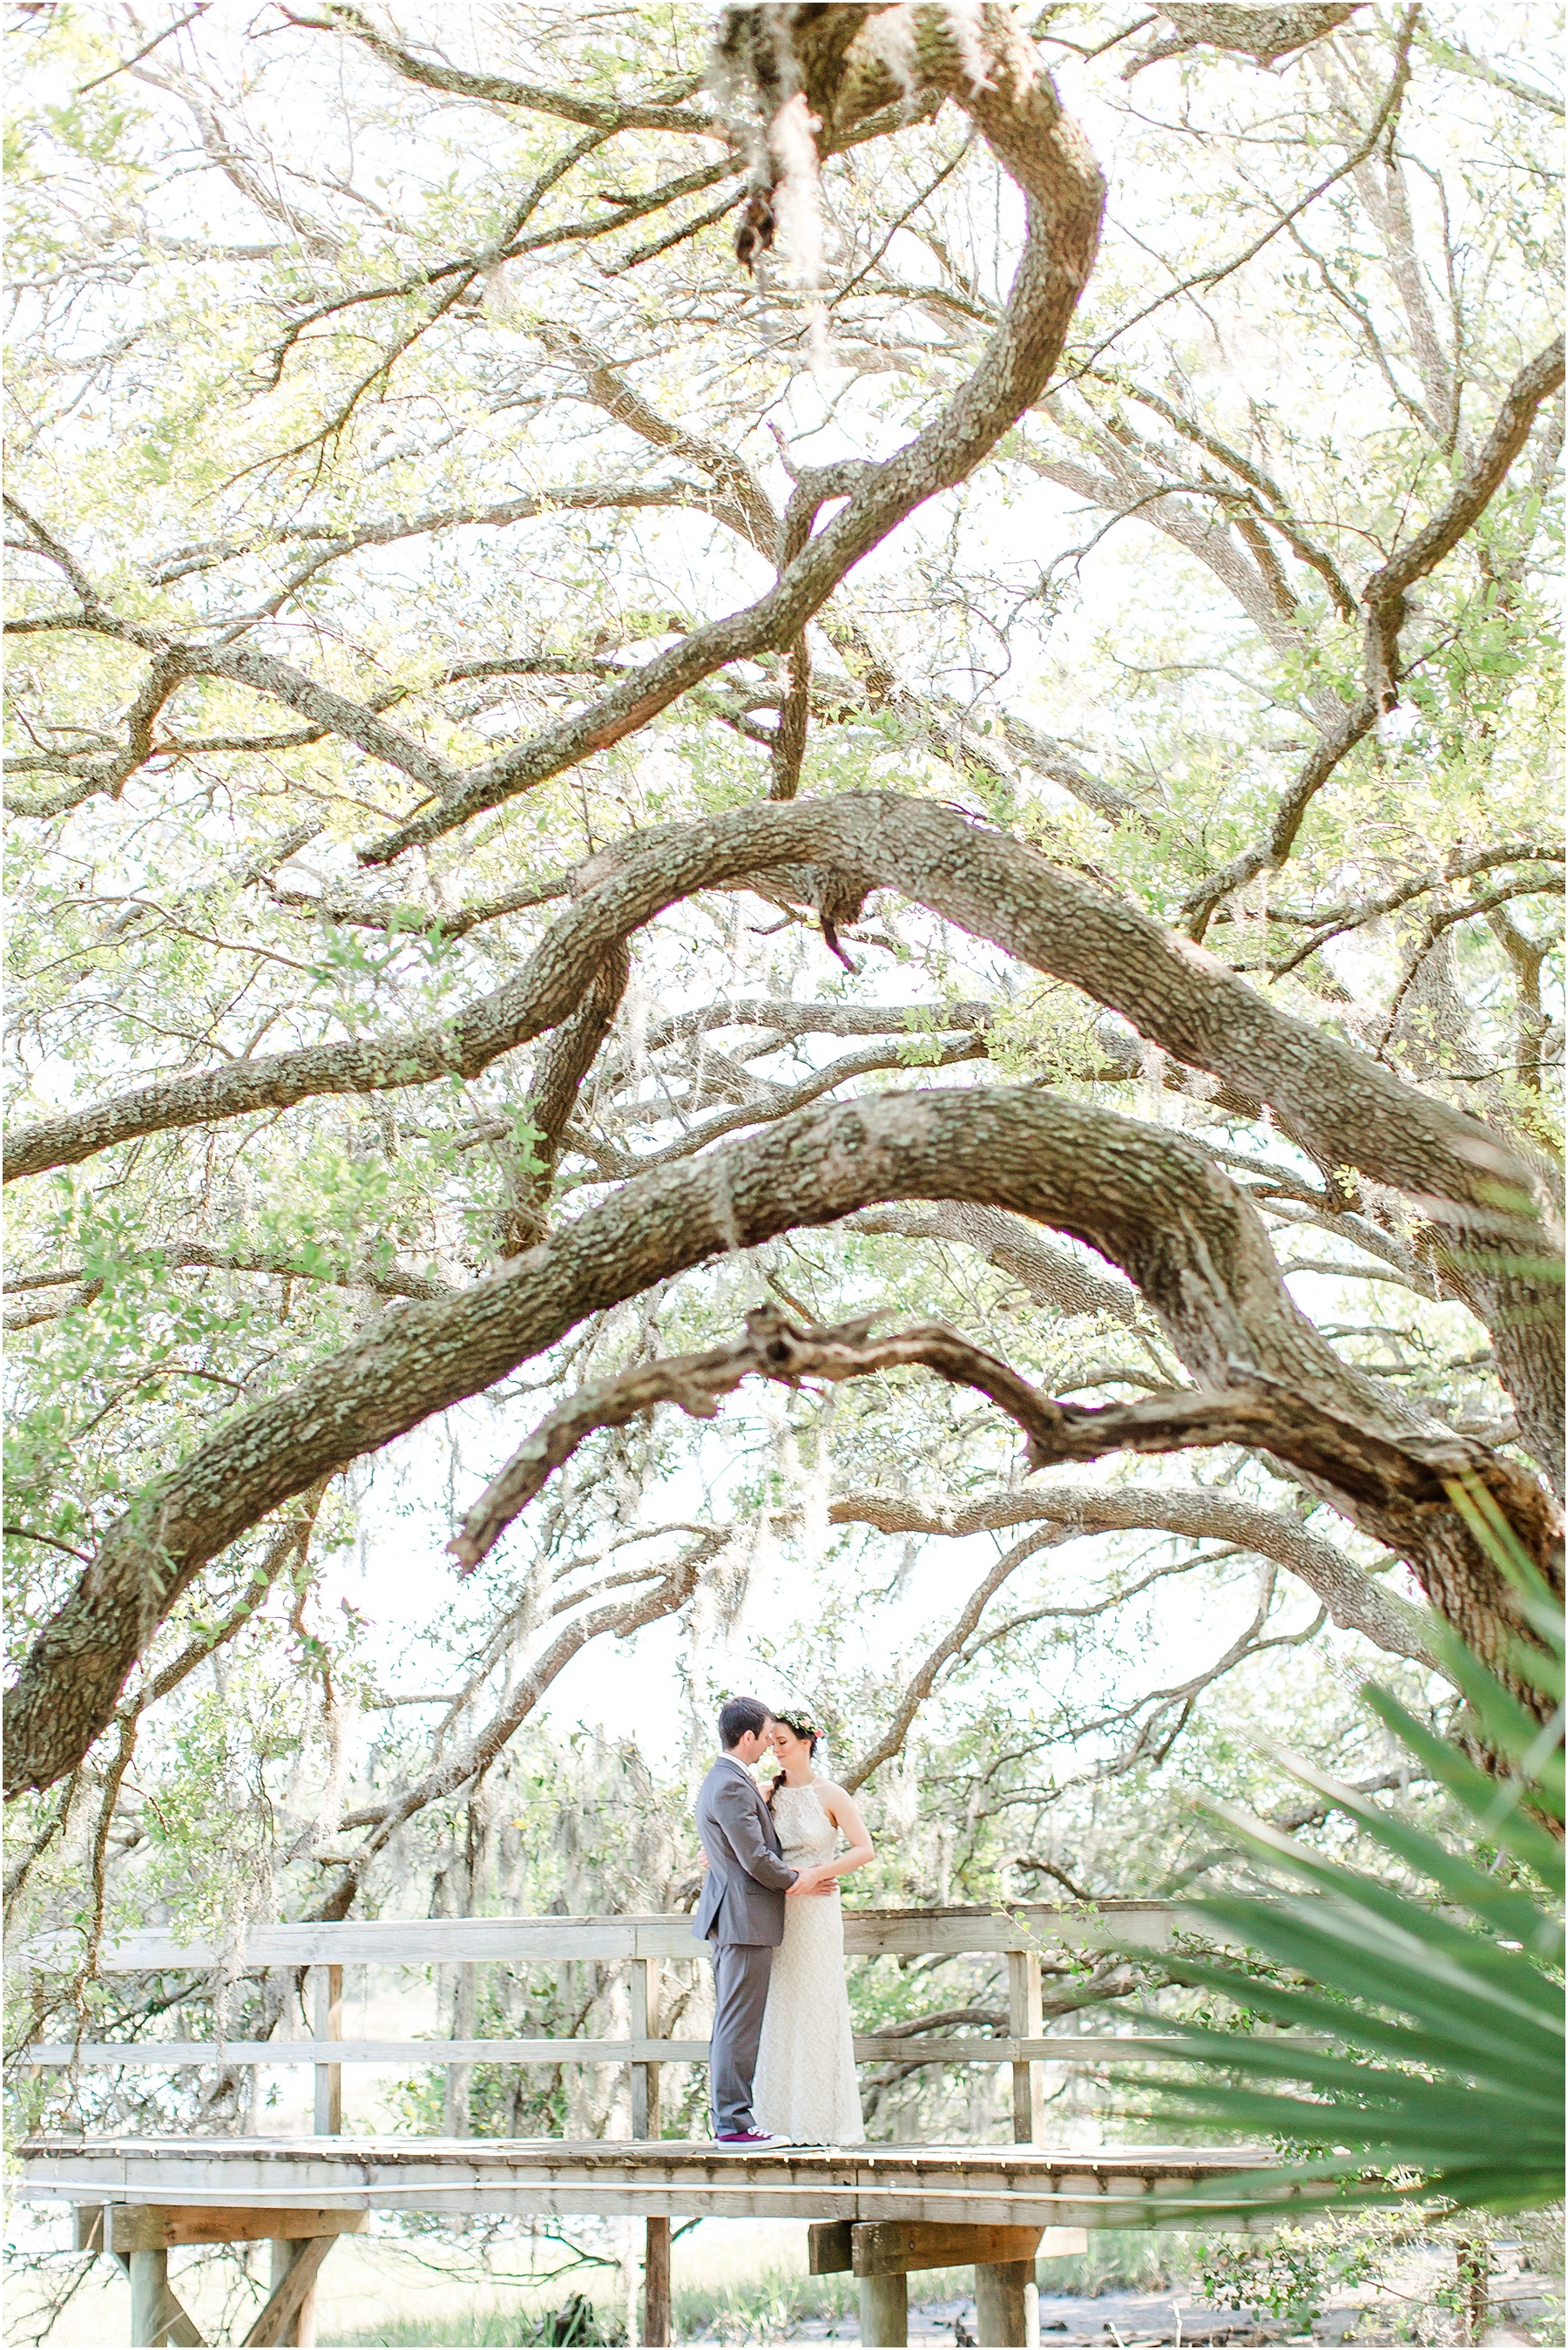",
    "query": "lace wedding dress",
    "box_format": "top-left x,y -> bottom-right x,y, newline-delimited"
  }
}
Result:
752,1782 -> 865,2144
